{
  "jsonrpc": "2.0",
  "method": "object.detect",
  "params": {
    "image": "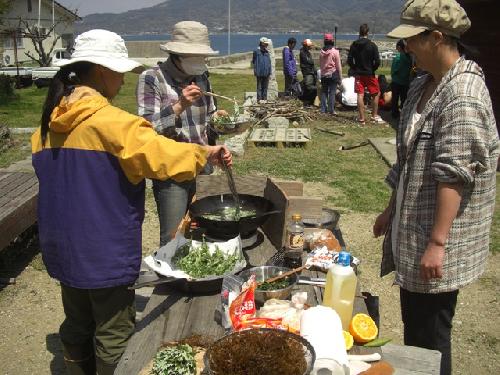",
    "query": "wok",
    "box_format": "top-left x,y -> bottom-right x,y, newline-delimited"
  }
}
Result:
190,194 -> 276,238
